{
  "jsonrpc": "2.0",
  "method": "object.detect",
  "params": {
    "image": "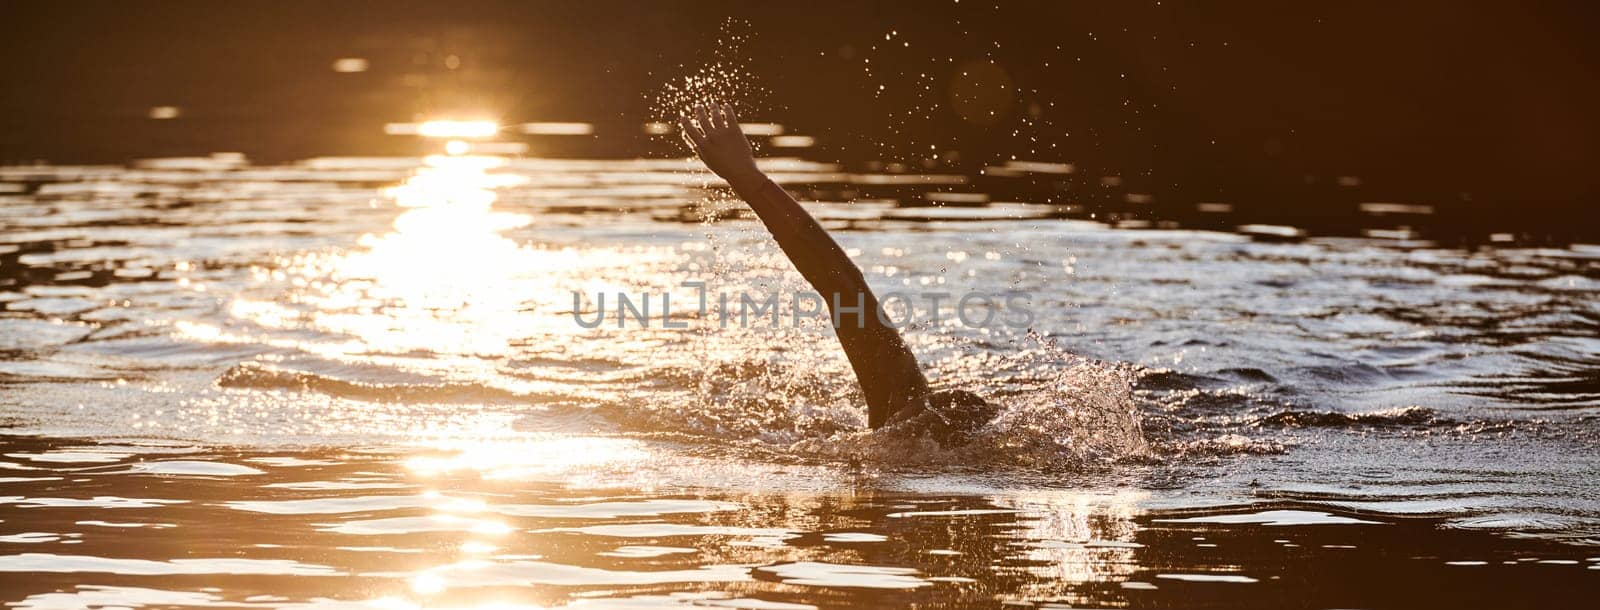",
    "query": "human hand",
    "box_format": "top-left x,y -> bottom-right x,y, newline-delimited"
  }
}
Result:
678,104 -> 764,189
